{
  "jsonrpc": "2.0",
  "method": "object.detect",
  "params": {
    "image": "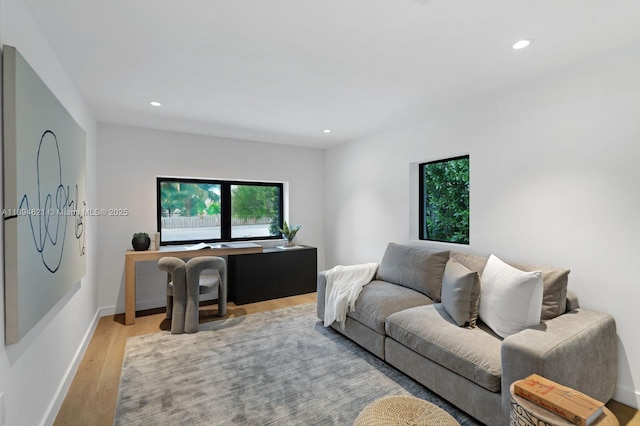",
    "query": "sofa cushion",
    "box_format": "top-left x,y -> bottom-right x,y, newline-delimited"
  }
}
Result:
386,304 -> 503,392
347,280 -> 433,334
450,251 -> 488,275
376,243 -> 449,301
451,251 -> 570,320
479,254 -> 543,338
441,258 -> 481,327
